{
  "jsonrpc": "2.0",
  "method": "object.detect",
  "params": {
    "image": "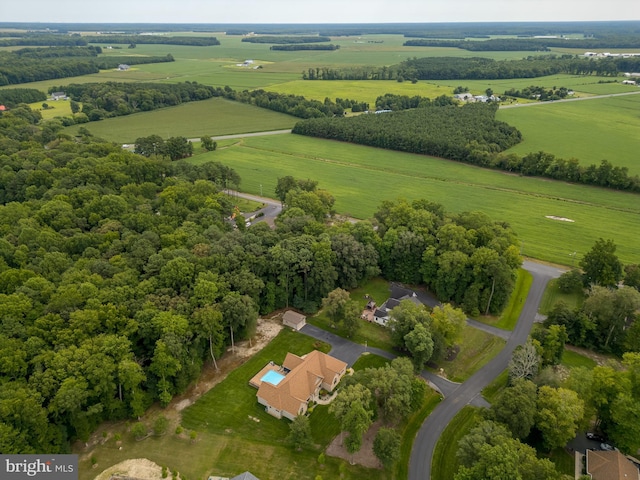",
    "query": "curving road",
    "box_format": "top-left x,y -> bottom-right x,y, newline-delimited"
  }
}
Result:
408,260 -> 564,480
298,260 -> 564,479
